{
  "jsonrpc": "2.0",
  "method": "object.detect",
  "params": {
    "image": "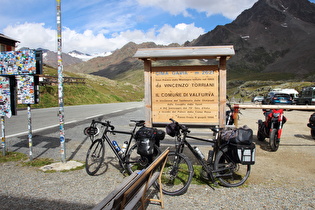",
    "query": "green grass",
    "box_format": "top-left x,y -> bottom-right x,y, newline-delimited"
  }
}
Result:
0,151 -> 84,172
0,151 -> 28,163
21,158 -> 54,167
17,66 -> 144,109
